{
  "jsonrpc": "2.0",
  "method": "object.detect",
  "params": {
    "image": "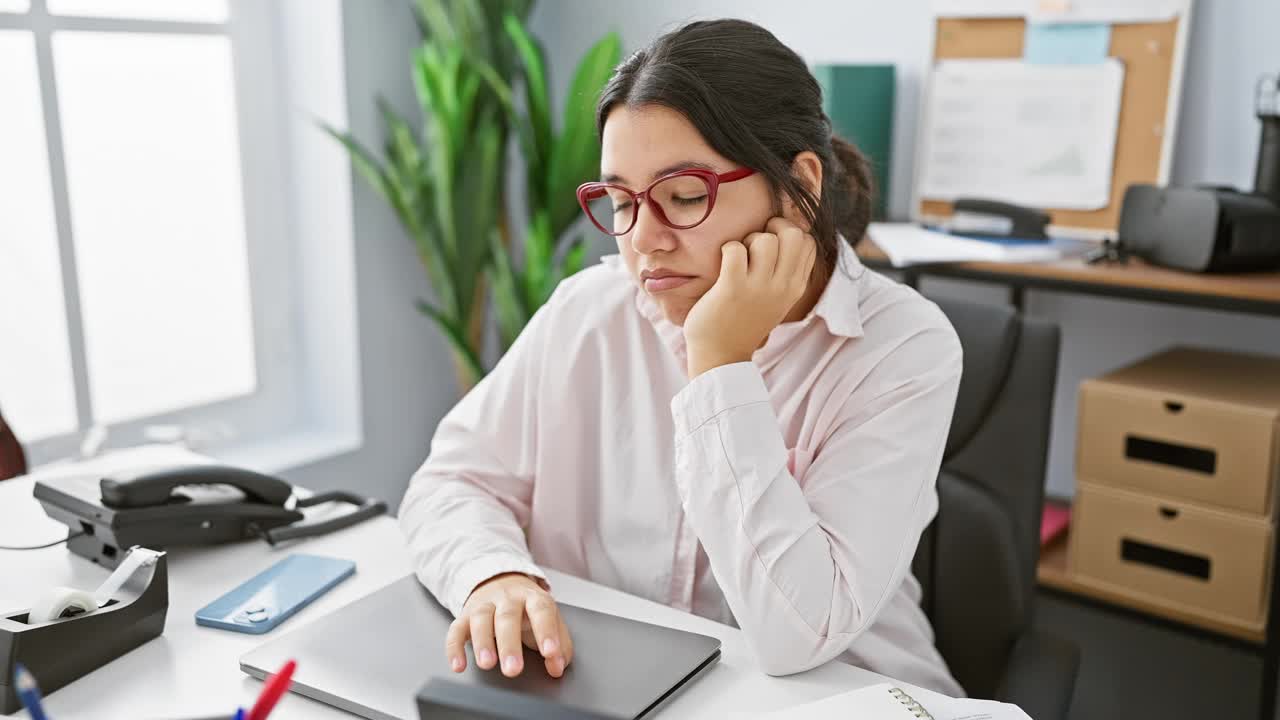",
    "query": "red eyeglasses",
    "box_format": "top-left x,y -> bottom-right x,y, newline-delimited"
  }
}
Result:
576,167 -> 756,236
